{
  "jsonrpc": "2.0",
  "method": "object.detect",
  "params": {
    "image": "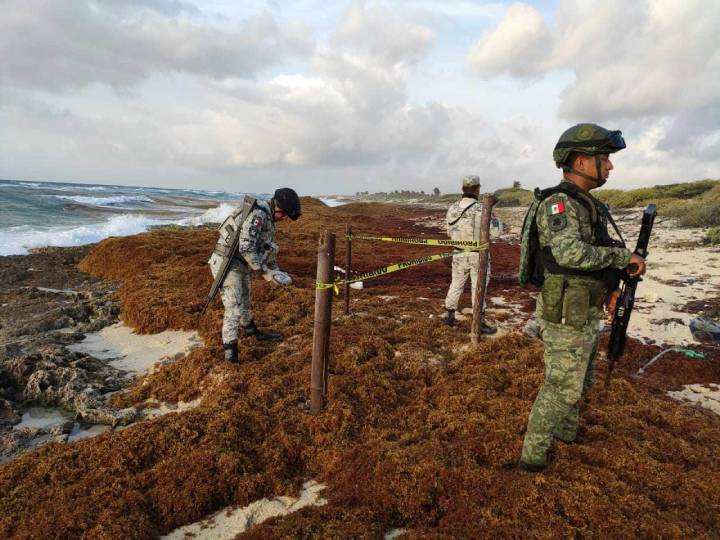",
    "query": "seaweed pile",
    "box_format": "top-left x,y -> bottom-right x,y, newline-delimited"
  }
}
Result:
0,198 -> 718,538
